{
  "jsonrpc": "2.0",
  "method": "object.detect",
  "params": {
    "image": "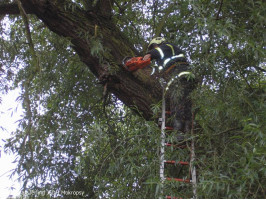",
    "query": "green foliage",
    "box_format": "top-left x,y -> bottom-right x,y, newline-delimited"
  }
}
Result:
89,37 -> 104,59
0,0 -> 265,198
193,76 -> 265,198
